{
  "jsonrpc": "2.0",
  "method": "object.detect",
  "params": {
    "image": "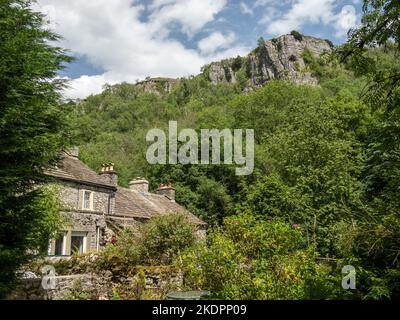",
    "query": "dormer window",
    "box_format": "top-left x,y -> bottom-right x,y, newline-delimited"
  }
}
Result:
82,190 -> 93,210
